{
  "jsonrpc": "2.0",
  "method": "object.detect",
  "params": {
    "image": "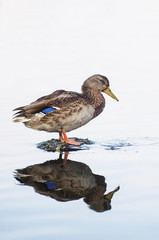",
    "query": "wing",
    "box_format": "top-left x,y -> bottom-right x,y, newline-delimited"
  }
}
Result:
13,90 -> 83,118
